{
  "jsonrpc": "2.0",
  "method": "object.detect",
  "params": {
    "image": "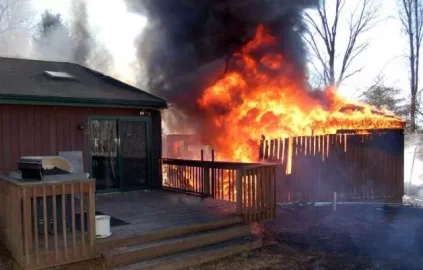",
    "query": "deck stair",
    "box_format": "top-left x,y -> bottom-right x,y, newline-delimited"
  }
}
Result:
100,218 -> 262,270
